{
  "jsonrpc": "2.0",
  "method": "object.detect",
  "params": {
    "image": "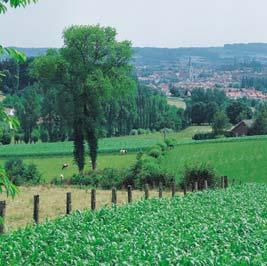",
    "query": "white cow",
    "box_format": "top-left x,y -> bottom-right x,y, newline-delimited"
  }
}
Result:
120,149 -> 128,155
